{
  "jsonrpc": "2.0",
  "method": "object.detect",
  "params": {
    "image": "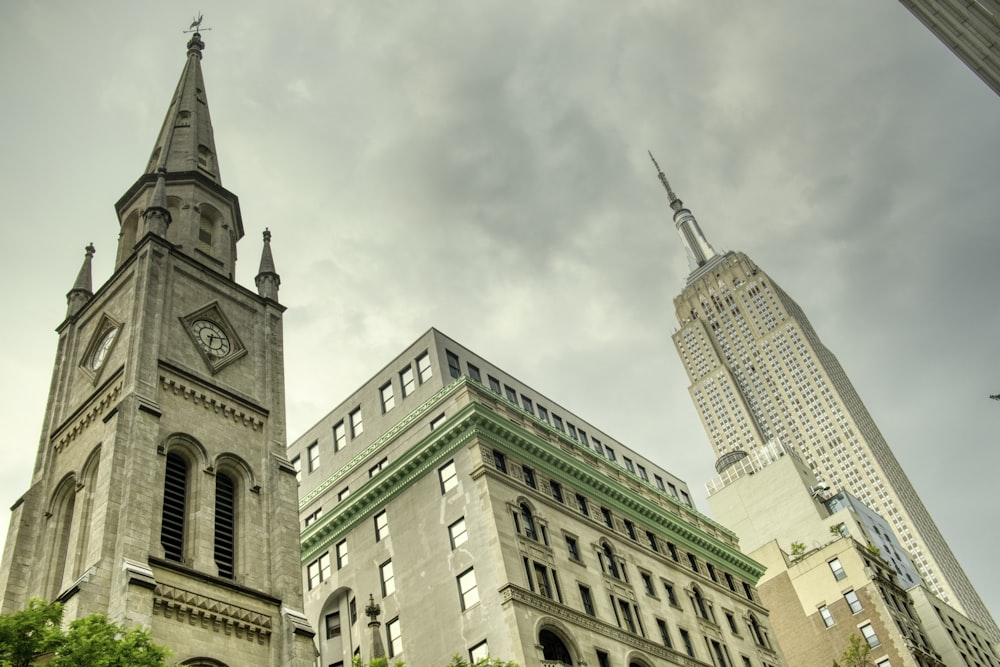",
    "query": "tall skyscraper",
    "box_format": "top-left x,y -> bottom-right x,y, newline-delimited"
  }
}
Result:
0,33 -> 314,665
654,156 -> 1000,639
